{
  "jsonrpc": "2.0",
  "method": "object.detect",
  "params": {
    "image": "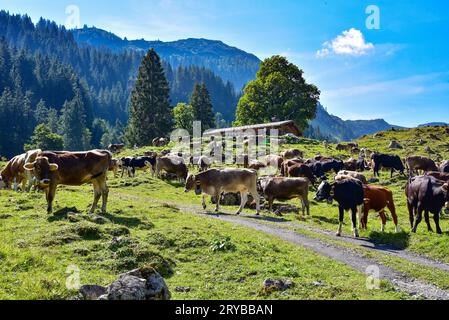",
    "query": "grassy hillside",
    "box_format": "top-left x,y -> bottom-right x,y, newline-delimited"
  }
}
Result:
1,125 -> 449,300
